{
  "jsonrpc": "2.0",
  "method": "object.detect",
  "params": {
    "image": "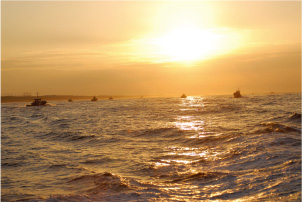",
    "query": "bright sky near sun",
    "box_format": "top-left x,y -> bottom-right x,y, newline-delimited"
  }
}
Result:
2,1 -> 301,96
